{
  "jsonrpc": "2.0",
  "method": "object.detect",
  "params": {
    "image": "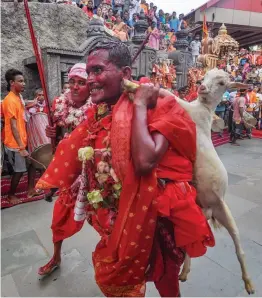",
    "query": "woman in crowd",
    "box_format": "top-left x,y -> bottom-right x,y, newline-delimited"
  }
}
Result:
112,14 -> 129,42
105,8 -> 116,29
38,63 -> 91,276
148,21 -> 160,50
93,6 -> 104,22
140,0 -> 148,15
